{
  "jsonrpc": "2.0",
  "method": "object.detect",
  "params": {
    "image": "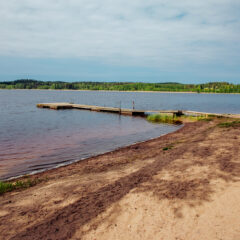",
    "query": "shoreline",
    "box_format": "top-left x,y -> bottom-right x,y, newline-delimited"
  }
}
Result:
3,127 -> 182,182
1,118 -> 240,239
1,88 -> 240,94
